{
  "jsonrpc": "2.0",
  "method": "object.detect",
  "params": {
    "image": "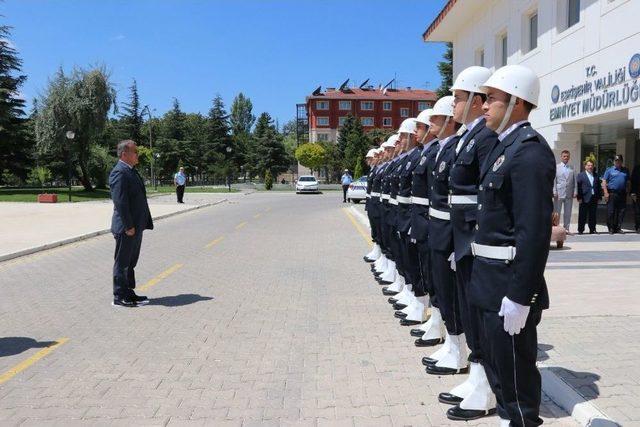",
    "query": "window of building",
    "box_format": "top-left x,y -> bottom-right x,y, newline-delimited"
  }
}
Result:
339,100 -> 351,110
316,117 -> 329,126
338,116 -> 348,127
316,133 -> 329,142
361,101 -> 374,110
361,117 -> 374,126
382,101 -> 392,110
497,32 -> 508,66
400,108 -> 409,118
418,101 -> 429,111
529,12 -> 538,51
568,0 -> 580,28
476,48 -> 485,66
316,101 -> 329,110
382,117 -> 392,127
